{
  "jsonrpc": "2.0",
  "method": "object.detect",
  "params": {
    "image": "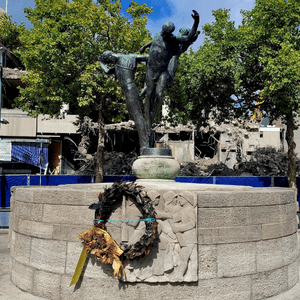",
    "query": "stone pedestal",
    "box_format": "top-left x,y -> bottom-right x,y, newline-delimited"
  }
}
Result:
132,156 -> 180,179
8,181 -> 299,300
132,148 -> 180,179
